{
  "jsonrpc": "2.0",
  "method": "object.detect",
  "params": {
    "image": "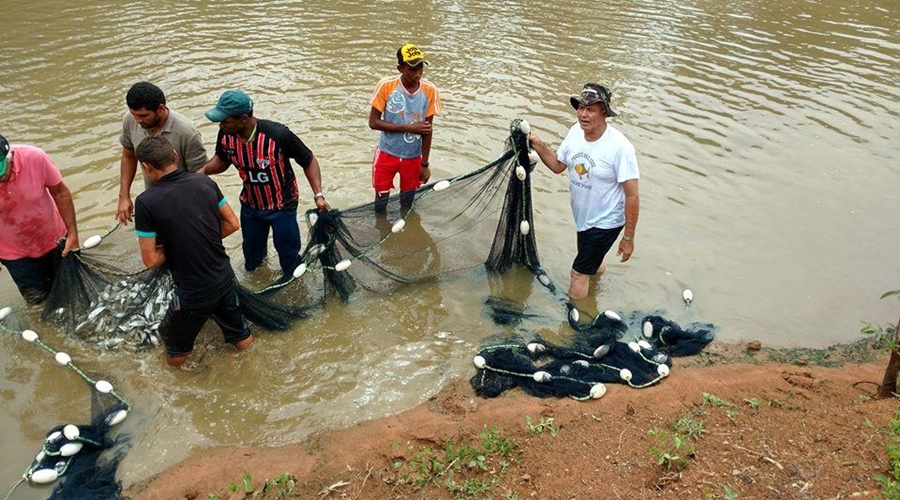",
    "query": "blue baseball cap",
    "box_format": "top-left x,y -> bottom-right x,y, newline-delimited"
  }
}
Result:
205,90 -> 254,122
